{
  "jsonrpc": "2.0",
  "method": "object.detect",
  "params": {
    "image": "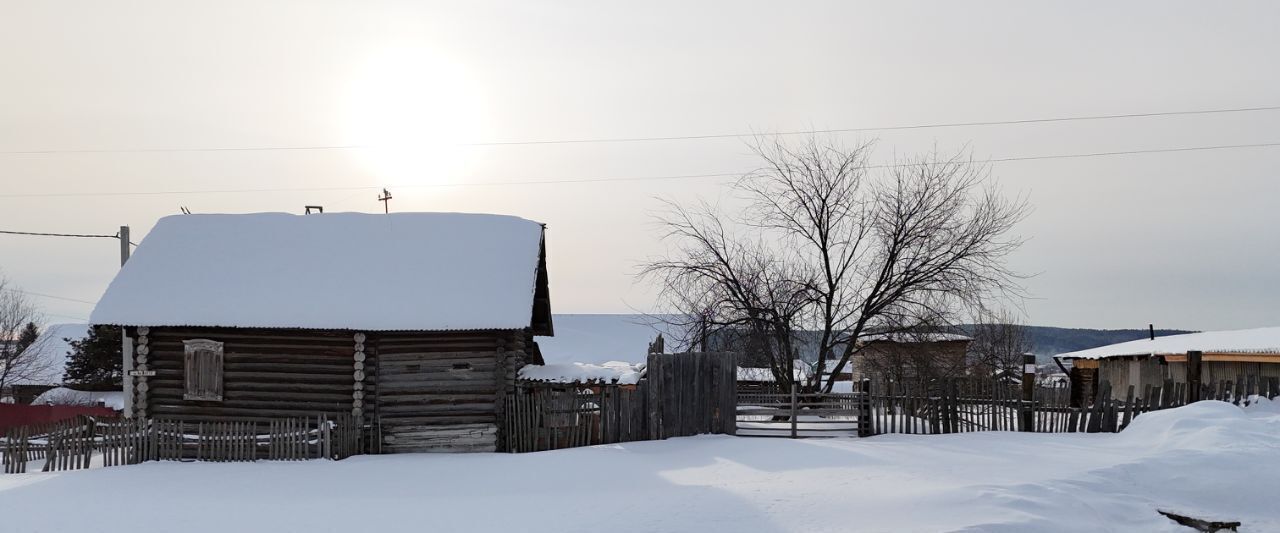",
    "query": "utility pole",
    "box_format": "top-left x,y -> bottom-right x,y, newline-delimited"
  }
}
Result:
119,226 -> 130,266
376,187 -> 391,212
120,225 -> 134,418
